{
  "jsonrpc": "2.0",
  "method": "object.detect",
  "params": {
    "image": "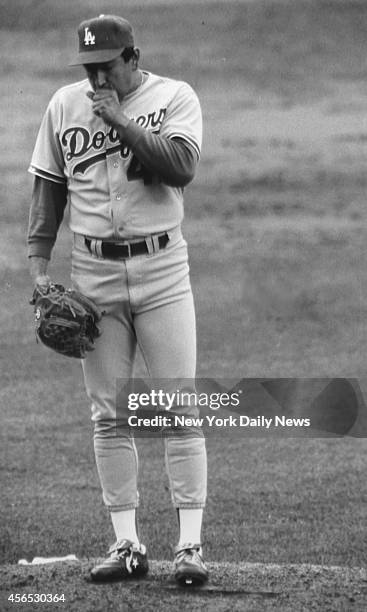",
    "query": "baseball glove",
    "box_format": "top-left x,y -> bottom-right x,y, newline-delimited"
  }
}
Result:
30,283 -> 102,359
